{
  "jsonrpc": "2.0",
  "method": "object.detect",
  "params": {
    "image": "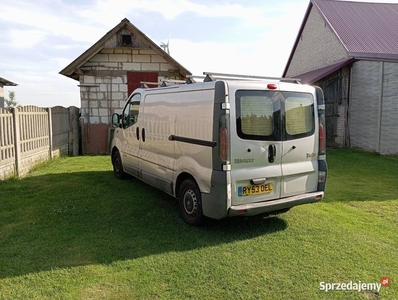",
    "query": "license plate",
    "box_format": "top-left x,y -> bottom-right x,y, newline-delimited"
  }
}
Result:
238,183 -> 273,197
